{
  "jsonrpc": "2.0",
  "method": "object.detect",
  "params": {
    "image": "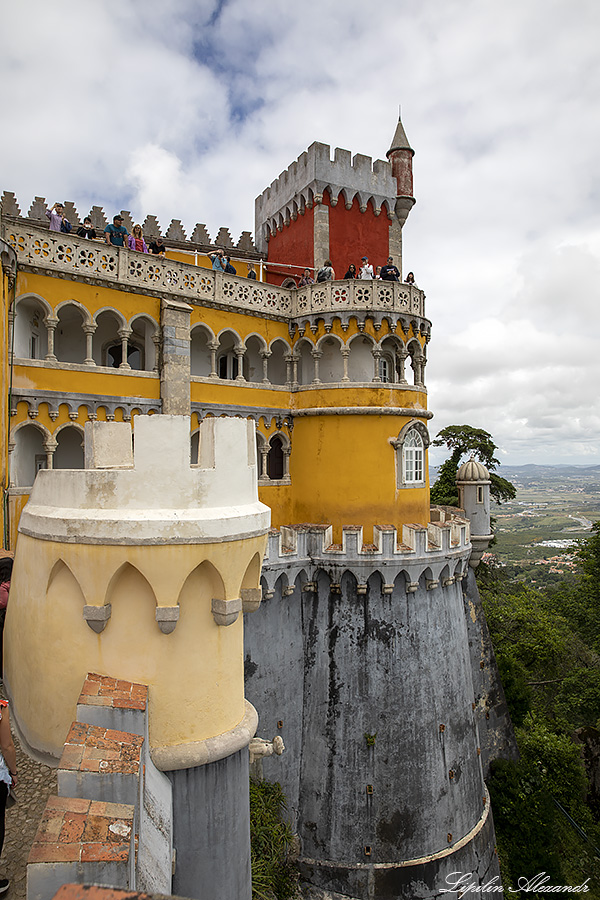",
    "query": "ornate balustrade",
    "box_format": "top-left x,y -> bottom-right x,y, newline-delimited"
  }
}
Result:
3,220 -> 426,321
